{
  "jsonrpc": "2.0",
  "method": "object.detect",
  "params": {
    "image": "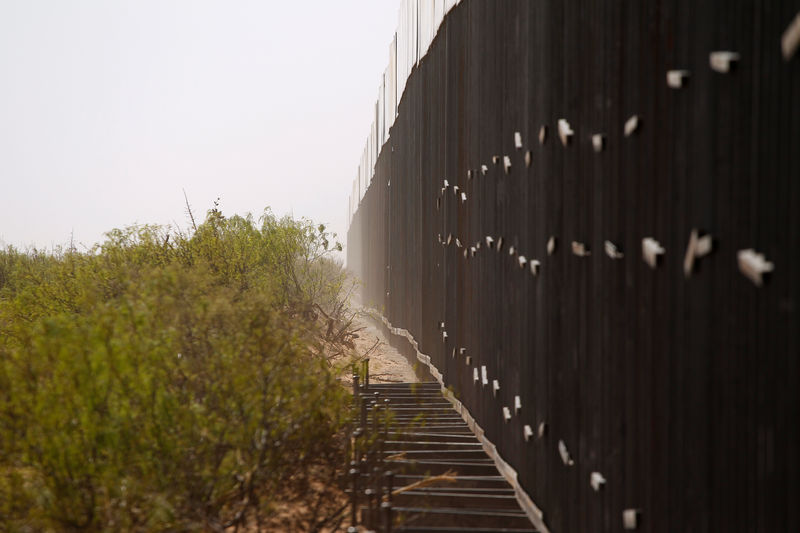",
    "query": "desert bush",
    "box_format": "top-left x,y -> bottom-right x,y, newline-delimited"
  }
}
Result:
0,207 -> 351,531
